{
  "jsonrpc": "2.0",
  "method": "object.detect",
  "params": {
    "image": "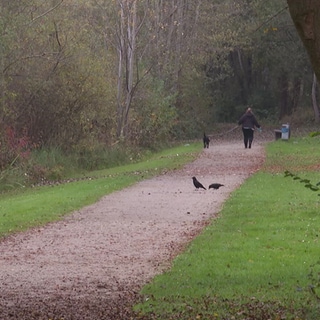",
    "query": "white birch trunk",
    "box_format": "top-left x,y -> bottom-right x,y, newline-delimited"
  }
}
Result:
116,0 -> 125,137
123,0 -> 137,136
